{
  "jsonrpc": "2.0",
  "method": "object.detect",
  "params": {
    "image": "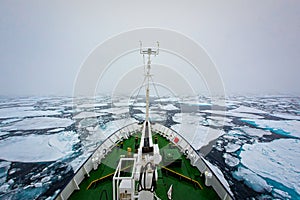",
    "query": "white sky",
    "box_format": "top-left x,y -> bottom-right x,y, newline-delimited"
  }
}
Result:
0,0 -> 299,96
